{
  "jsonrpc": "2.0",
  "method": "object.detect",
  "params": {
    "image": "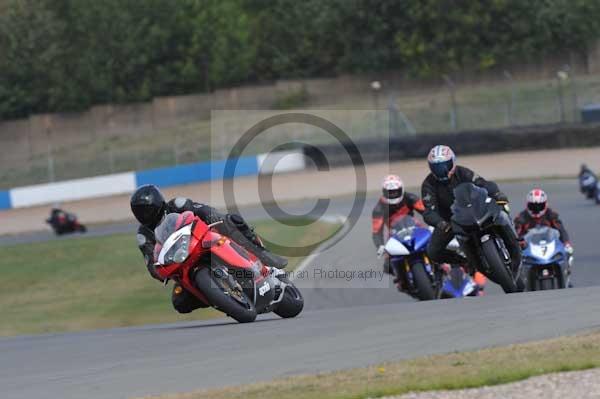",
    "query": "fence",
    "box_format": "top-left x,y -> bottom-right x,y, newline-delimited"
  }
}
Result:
1,51 -> 600,190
